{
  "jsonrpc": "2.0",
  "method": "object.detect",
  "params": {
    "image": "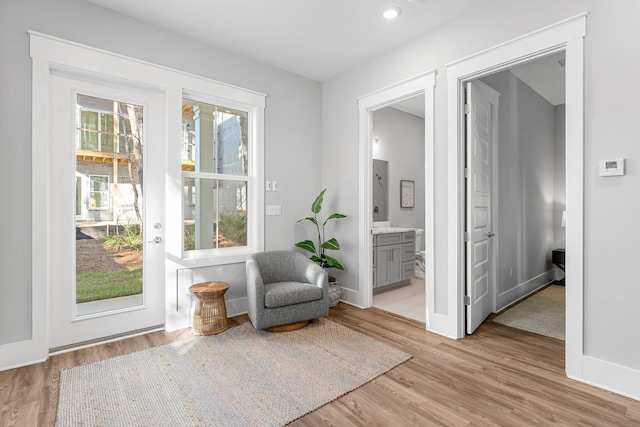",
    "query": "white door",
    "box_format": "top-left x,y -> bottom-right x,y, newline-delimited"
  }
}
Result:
49,72 -> 165,350
465,80 -> 498,334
